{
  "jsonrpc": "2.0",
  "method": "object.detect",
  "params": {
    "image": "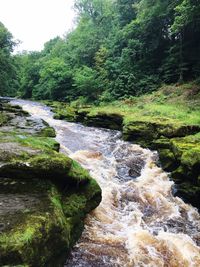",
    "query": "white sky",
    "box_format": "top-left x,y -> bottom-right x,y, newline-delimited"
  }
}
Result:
0,0 -> 76,52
